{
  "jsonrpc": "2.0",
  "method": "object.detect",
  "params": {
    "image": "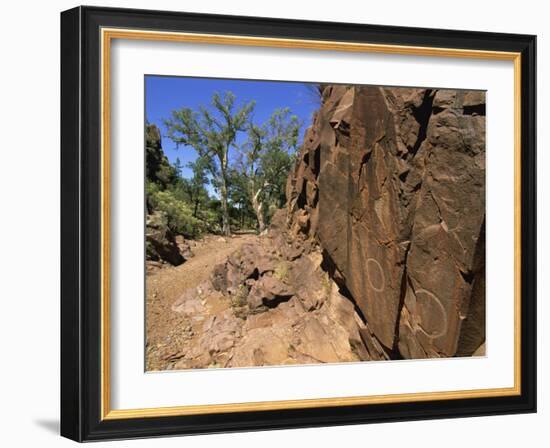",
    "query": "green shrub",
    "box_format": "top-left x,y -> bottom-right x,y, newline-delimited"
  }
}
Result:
147,187 -> 205,238
201,208 -> 222,234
